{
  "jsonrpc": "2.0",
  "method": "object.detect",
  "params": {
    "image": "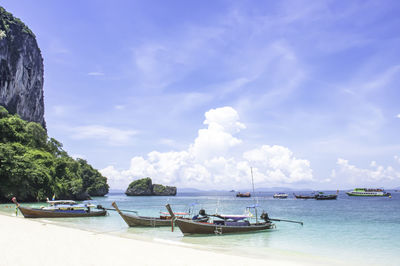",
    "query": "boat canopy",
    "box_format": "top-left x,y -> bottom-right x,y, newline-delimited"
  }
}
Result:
160,212 -> 189,215
47,200 -> 77,205
218,214 -> 252,221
